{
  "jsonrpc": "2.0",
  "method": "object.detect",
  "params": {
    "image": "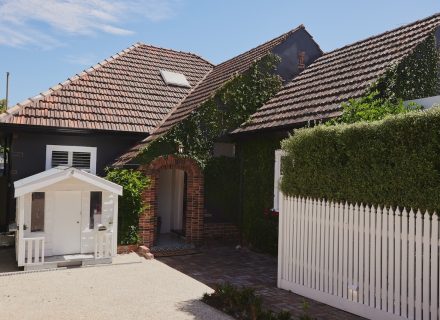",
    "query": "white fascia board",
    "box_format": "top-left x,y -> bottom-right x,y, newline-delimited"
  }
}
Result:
71,170 -> 123,195
405,95 -> 440,109
14,170 -> 72,197
14,167 -> 123,197
14,167 -> 65,189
